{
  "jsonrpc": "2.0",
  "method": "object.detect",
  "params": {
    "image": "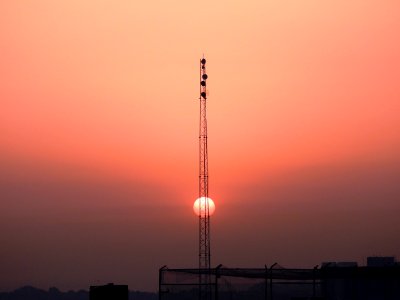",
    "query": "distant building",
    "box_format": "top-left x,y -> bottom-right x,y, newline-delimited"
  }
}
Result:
367,256 -> 396,267
320,258 -> 399,300
90,283 -> 128,300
